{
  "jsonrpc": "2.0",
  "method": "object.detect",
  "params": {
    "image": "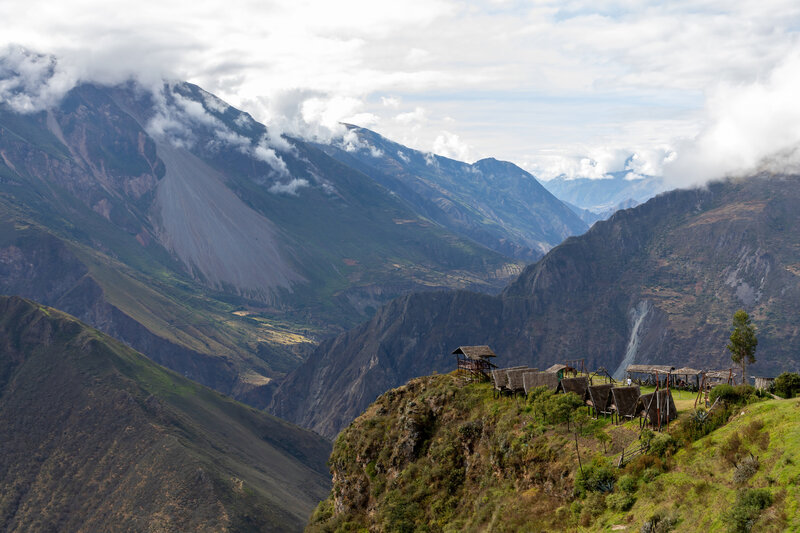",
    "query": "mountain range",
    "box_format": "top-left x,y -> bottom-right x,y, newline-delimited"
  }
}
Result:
0,76 -> 587,406
318,125 -> 588,261
542,171 -> 666,217
271,174 -> 800,438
